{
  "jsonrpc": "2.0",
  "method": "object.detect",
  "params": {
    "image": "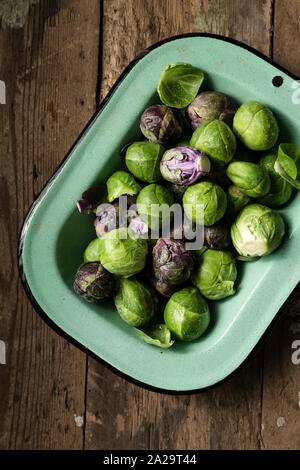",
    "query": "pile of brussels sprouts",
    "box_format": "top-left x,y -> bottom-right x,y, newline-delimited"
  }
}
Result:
73,62 -> 300,349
